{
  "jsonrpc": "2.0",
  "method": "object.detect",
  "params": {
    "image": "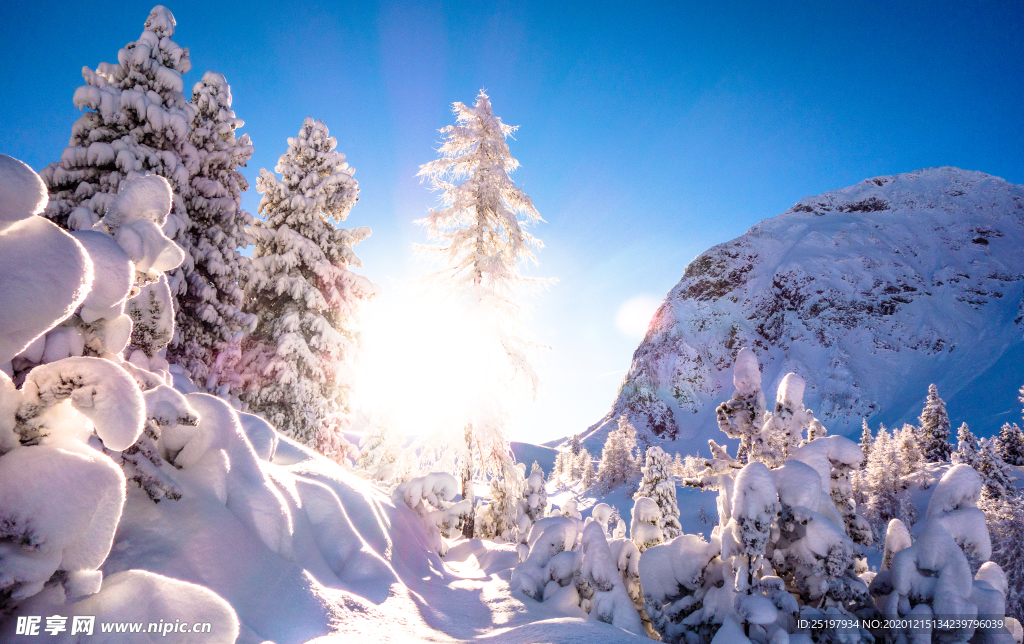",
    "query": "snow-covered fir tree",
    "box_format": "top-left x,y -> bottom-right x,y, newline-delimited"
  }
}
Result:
569,433 -> 582,456
552,449 -> 570,485
976,437 -> 1016,500
860,424 -> 904,539
634,446 -> 682,540
859,418 -> 872,464
996,421 -> 1024,466
40,6 -> 196,298
596,416 -> 640,493
240,117 -> 376,457
579,449 -> 595,491
895,423 -> 923,476
919,383 -> 952,462
415,90 -> 548,523
953,422 -> 982,469
166,71 -> 256,392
